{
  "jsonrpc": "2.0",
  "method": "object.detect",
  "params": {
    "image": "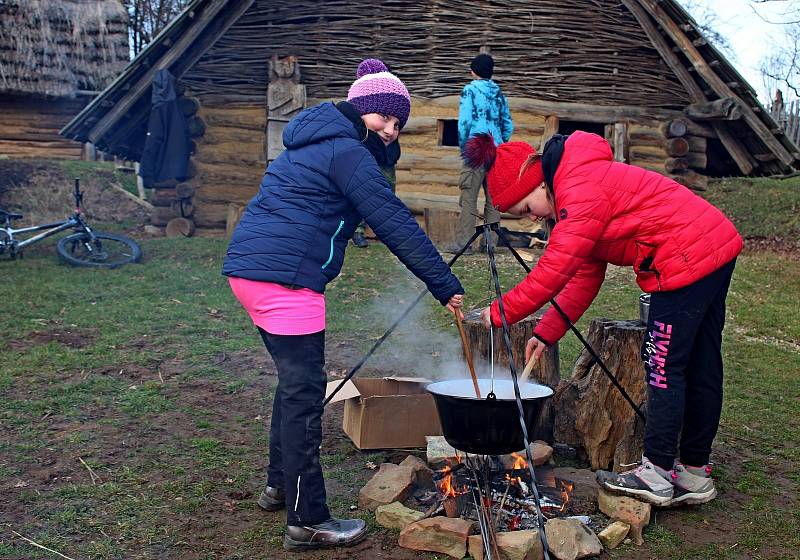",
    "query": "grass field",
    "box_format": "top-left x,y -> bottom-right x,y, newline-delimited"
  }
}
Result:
0,174 -> 798,559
